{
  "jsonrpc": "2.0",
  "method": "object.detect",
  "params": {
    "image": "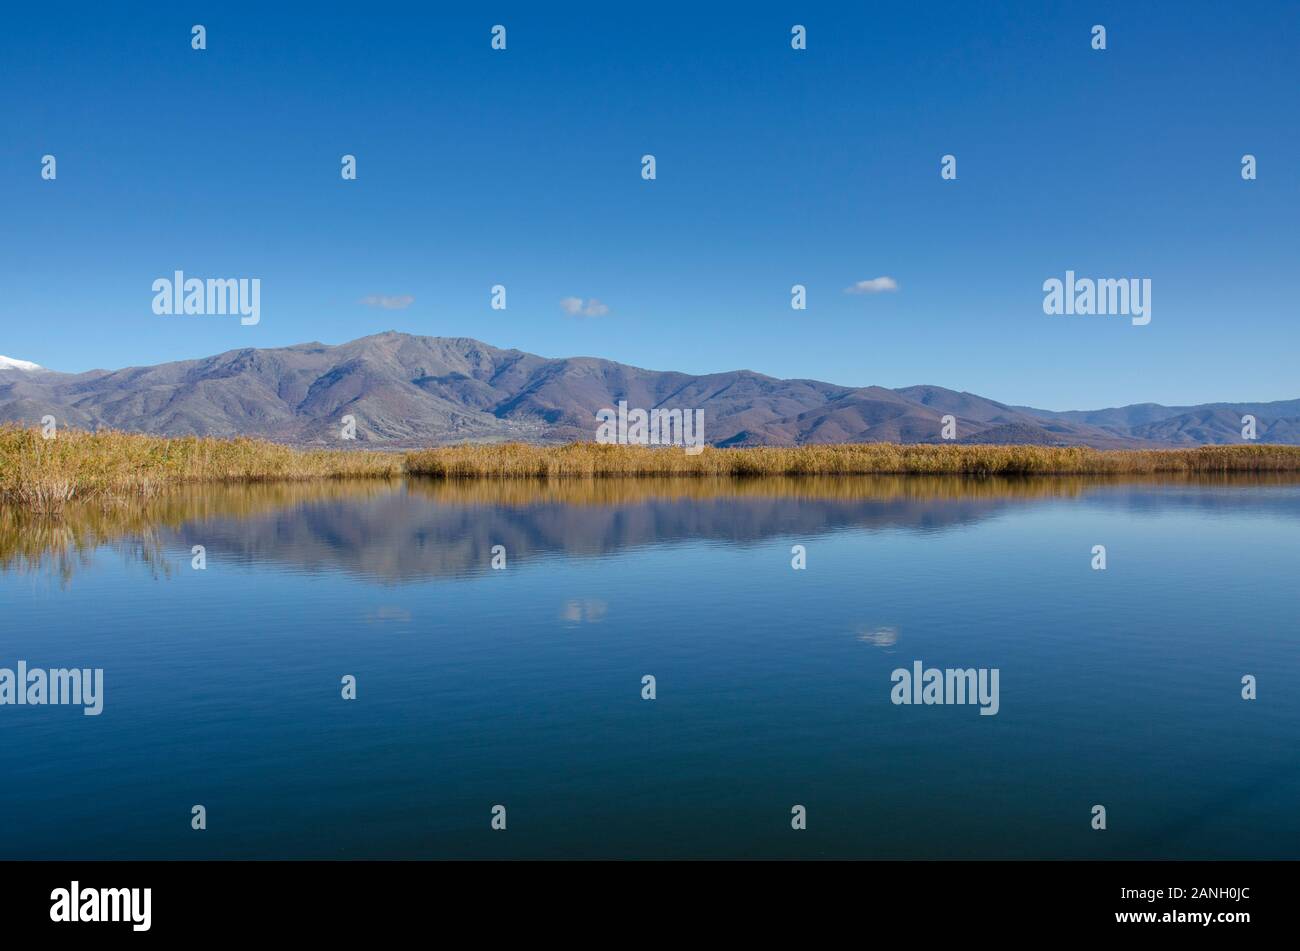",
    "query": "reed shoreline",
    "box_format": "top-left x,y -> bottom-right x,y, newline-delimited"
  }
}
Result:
4,426 -> 1300,515
404,442 -> 1300,478
0,427 -> 401,515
